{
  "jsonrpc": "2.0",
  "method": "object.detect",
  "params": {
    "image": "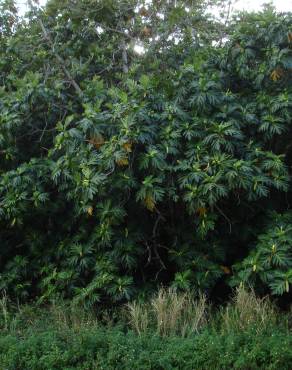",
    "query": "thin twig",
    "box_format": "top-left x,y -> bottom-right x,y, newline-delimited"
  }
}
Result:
215,204 -> 232,233
39,116 -> 48,142
153,244 -> 166,278
152,213 -> 163,238
145,241 -> 152,266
